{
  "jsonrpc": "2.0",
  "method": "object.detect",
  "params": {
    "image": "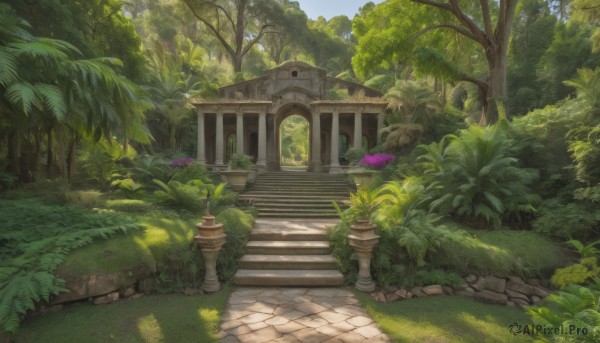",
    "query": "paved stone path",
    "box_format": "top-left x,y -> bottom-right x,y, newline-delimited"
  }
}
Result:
218,287 -> 390,343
